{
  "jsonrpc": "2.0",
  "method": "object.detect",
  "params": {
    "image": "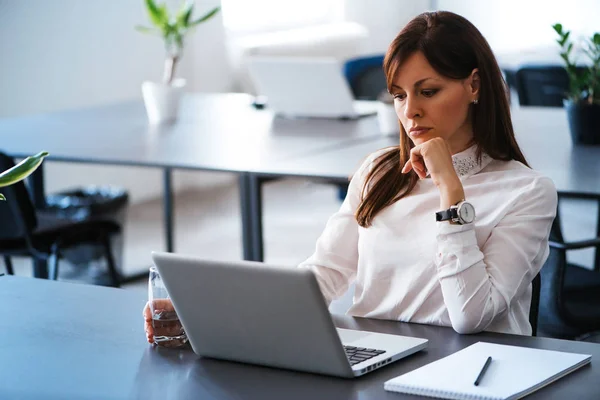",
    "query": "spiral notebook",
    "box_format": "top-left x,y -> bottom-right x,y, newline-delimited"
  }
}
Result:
384,342 -> 591,400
